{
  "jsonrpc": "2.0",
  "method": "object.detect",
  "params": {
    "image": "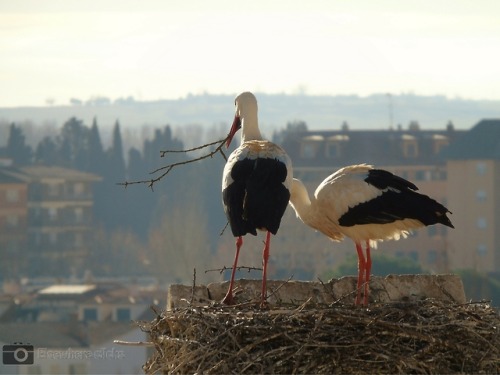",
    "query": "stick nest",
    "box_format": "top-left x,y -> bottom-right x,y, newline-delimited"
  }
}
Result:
140,299 -> 499,374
